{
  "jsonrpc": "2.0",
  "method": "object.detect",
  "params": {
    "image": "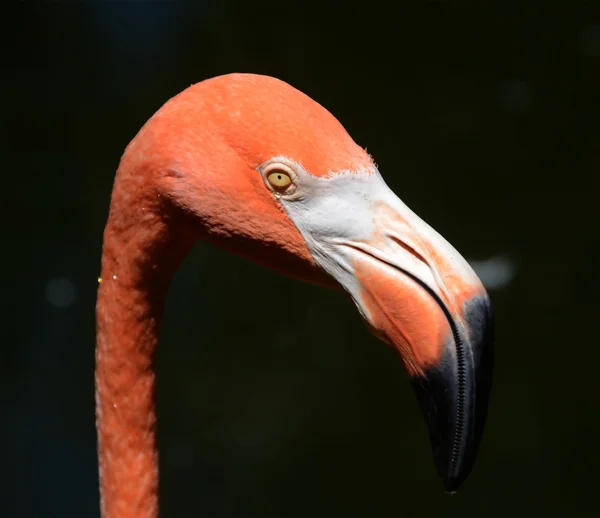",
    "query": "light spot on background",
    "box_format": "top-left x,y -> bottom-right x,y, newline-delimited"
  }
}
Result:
497,80 -> 532,113
45,278 -> 76,308
581,25 -> 600,57
468,255 -> 516,290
